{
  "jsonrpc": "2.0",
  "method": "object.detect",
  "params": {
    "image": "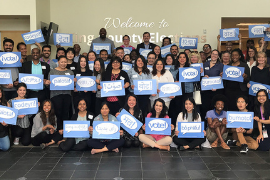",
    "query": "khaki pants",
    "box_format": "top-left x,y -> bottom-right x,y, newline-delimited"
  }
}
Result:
235,132 -> 259,150
139,134 -> 172,148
